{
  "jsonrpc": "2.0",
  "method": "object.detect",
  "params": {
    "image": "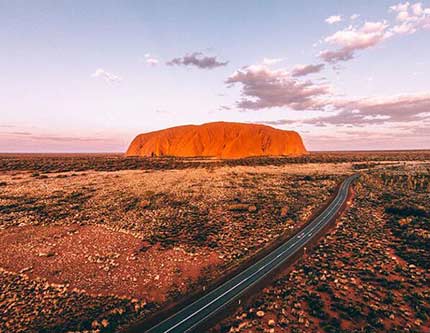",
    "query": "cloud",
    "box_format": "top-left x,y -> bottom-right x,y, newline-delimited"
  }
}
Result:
325,15 -> 342,24
320,20 -> 389,63
255,119 -> 297,126
327,20 -> 389,46
155,109 -> 169,114
350,14 -> 360,20
0,131 -> 110,142
166,52 -> 228,69
8,131 -> 32,136
225,64 -> 330,110
320,2 -> 430,63
296,92 -> 430,126
390,1 -> 430,34
91,68 -> 122,83
0,130 -> 128,153
338,92 -> 430,122
144,53 -> 159,66
362,114 -> 391,121
291,63 -> 325,77
319,49 -> 355,63
221,3 -> 430,149
33,136 -> 107,142
390,2 -> 411,13
254,92 -> 430,130
262,57 -> 284,65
